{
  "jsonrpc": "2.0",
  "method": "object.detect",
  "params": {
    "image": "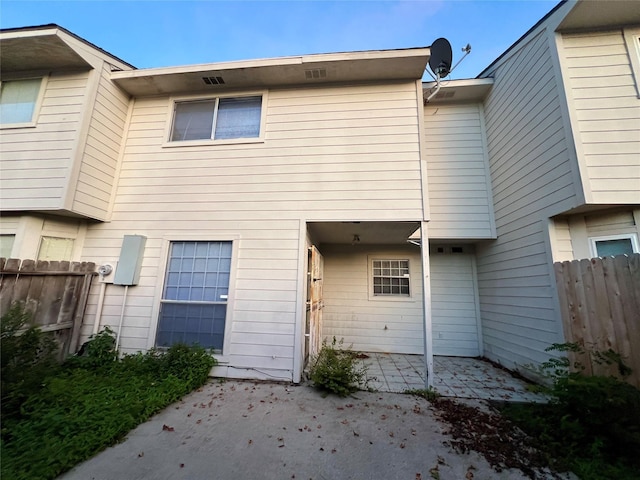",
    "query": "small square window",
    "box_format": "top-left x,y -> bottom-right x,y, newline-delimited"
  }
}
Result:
590,234 -> 639,258
0,234 -> 15,258
372,259 -> 410,296
38,236 -> 74,261
0,78 -> 41,124
170,95 -> 262,142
